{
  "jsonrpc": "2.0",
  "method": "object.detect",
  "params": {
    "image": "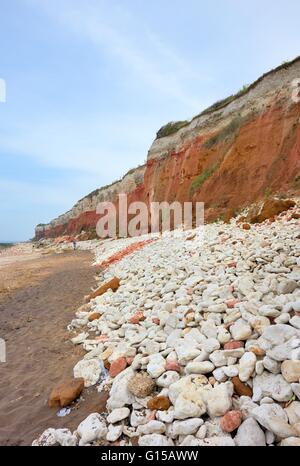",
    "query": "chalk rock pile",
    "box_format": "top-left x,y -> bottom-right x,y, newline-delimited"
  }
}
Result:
34,203 -> 300,446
